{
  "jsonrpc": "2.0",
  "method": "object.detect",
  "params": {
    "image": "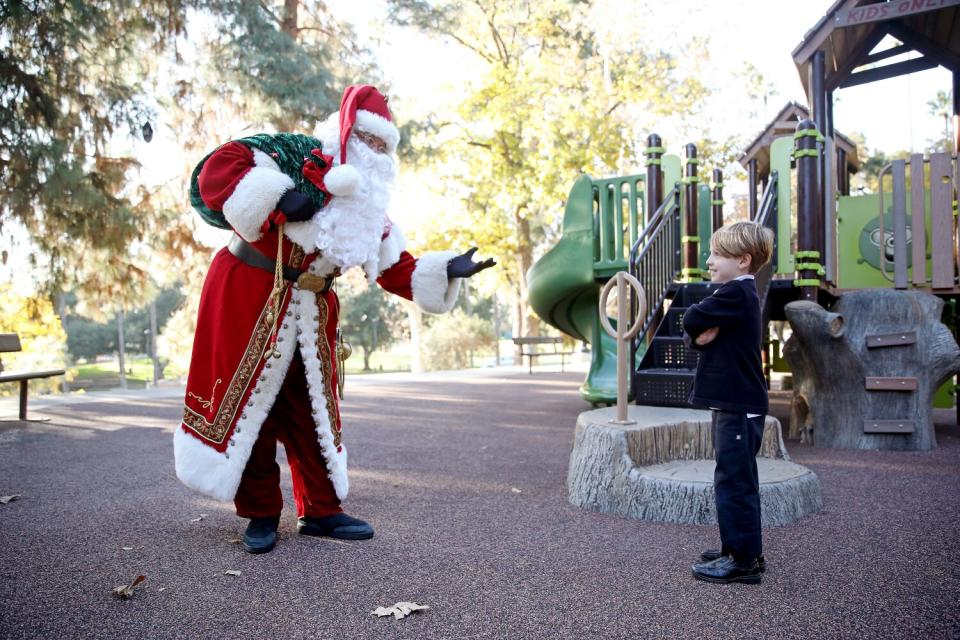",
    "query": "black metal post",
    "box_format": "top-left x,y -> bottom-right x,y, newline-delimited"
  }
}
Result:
748,159 -> 758,220
683,144 -> 699,281
826,90 -> 835,137
795,119 -> 822,302
645,134 -> 664,226
837,148 -> 848,195
812,50 -> 827,264
711,169 -> 724,231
